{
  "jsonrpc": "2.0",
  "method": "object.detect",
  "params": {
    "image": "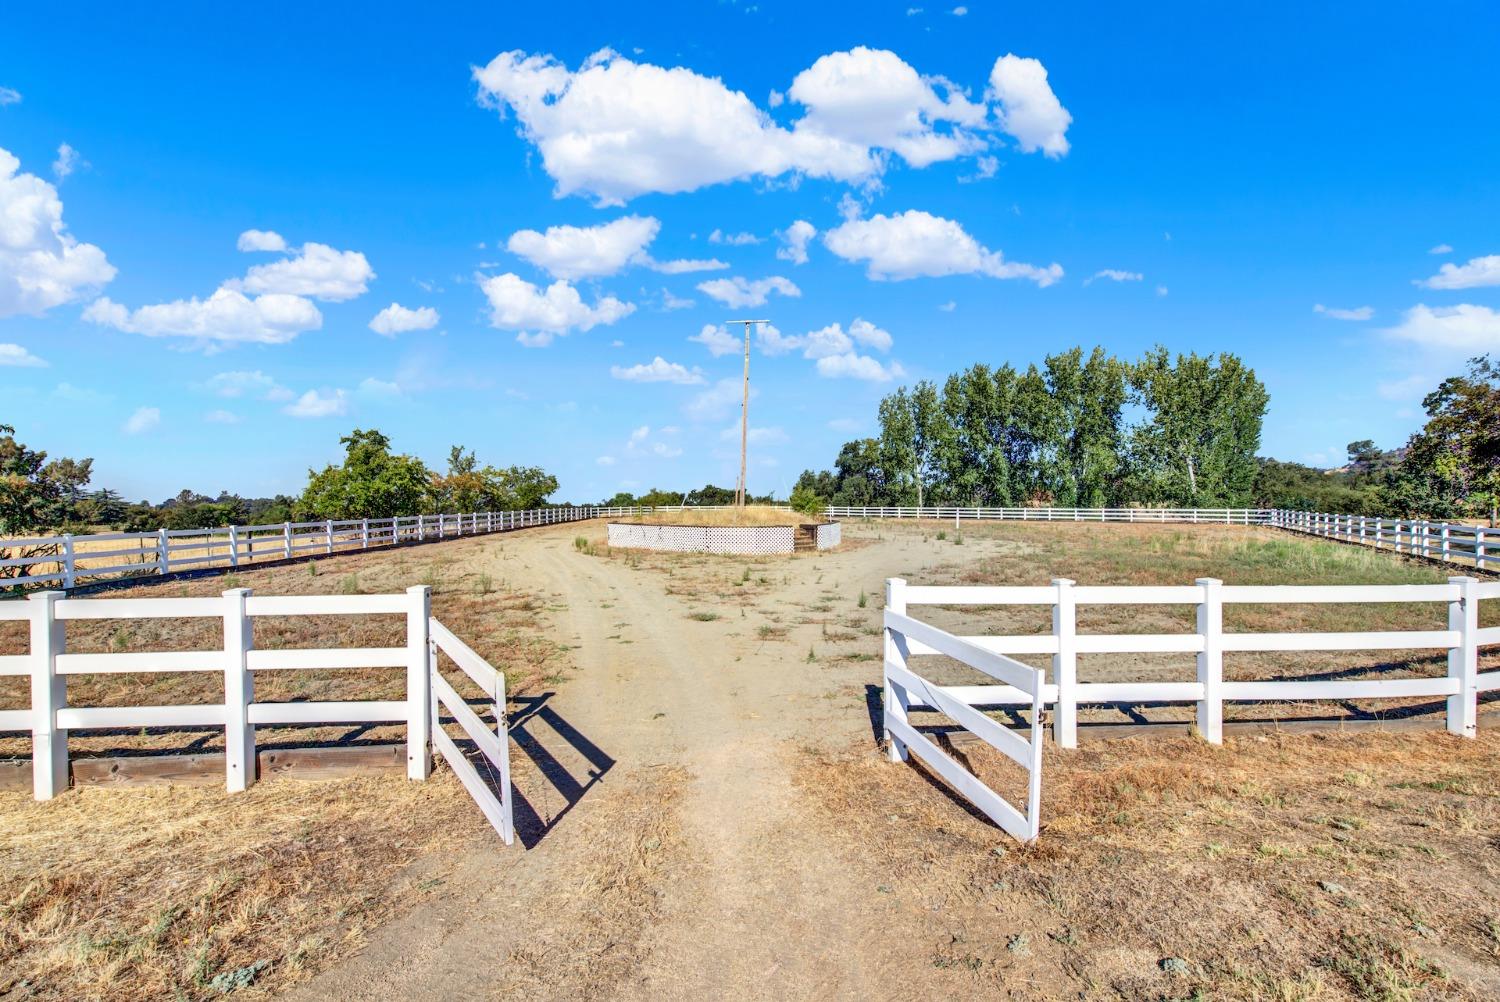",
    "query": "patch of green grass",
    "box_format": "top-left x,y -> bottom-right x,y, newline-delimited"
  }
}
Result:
337,573 -> 360,595
857,590 -> 867,609
688,611 -> 721,622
